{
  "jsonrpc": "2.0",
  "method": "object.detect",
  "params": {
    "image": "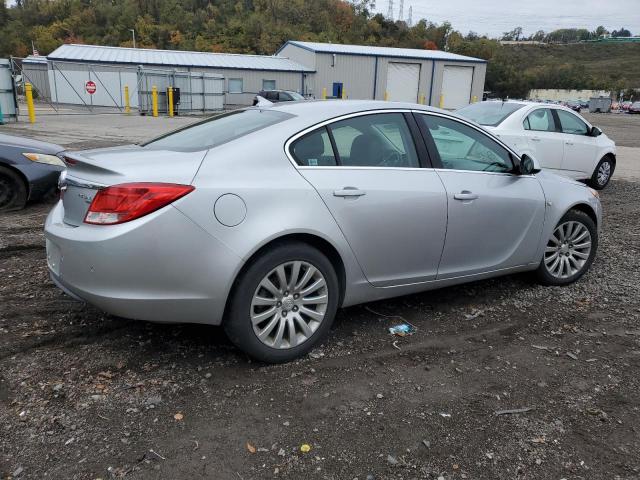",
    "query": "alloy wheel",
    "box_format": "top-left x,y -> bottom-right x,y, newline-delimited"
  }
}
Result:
0,175 -> 16,209
544,221 -> 592,279
250,261 -> 328,349
597,161 -> 611,186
